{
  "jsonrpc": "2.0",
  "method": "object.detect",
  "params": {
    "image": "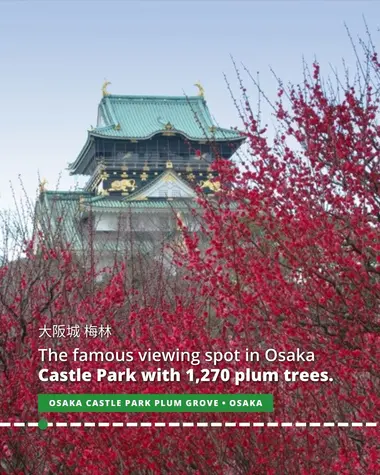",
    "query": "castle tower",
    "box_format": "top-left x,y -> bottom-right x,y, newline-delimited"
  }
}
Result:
35,84 -> 244,267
